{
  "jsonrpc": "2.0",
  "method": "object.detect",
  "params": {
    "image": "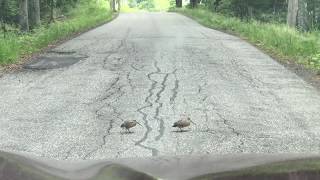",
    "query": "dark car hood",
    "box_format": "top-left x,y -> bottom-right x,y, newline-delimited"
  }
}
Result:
1,151 -> 320,180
